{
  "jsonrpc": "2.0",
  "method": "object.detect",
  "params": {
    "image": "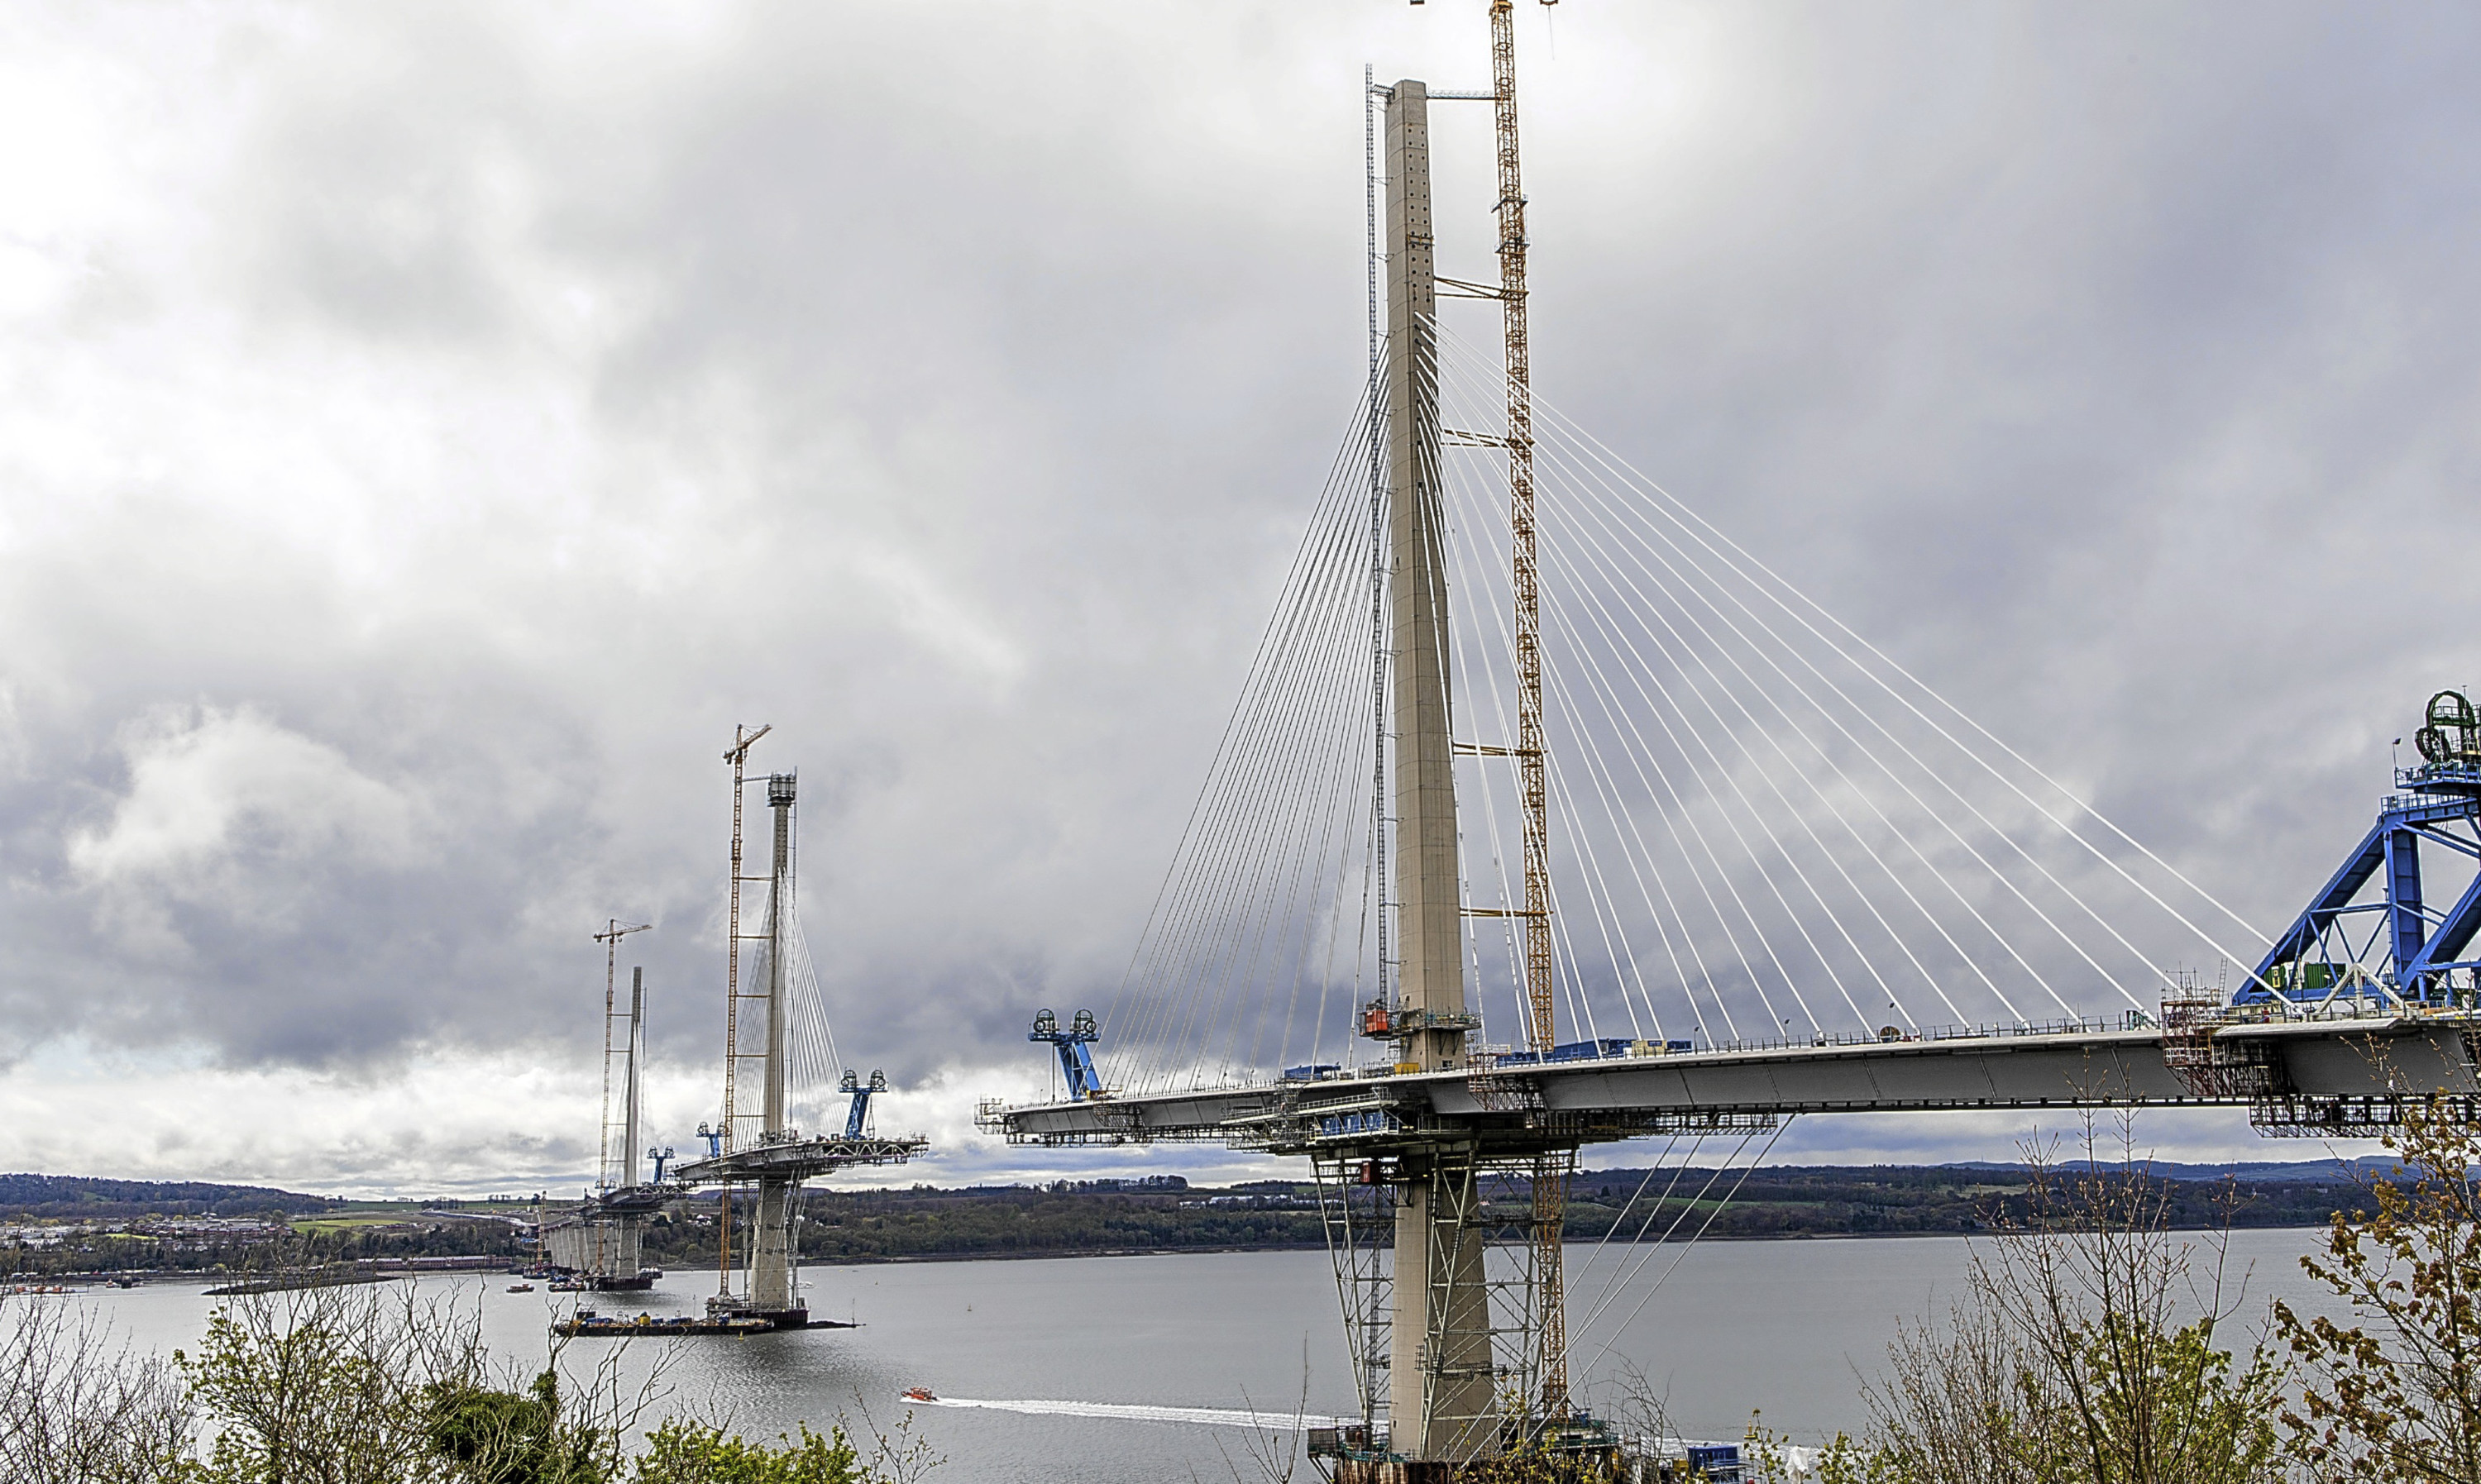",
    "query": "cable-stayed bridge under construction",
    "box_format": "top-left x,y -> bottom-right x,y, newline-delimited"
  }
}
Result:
547,744 -> 930,1332
667,730 -> 928,1330
982,14 -> 2481,1482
